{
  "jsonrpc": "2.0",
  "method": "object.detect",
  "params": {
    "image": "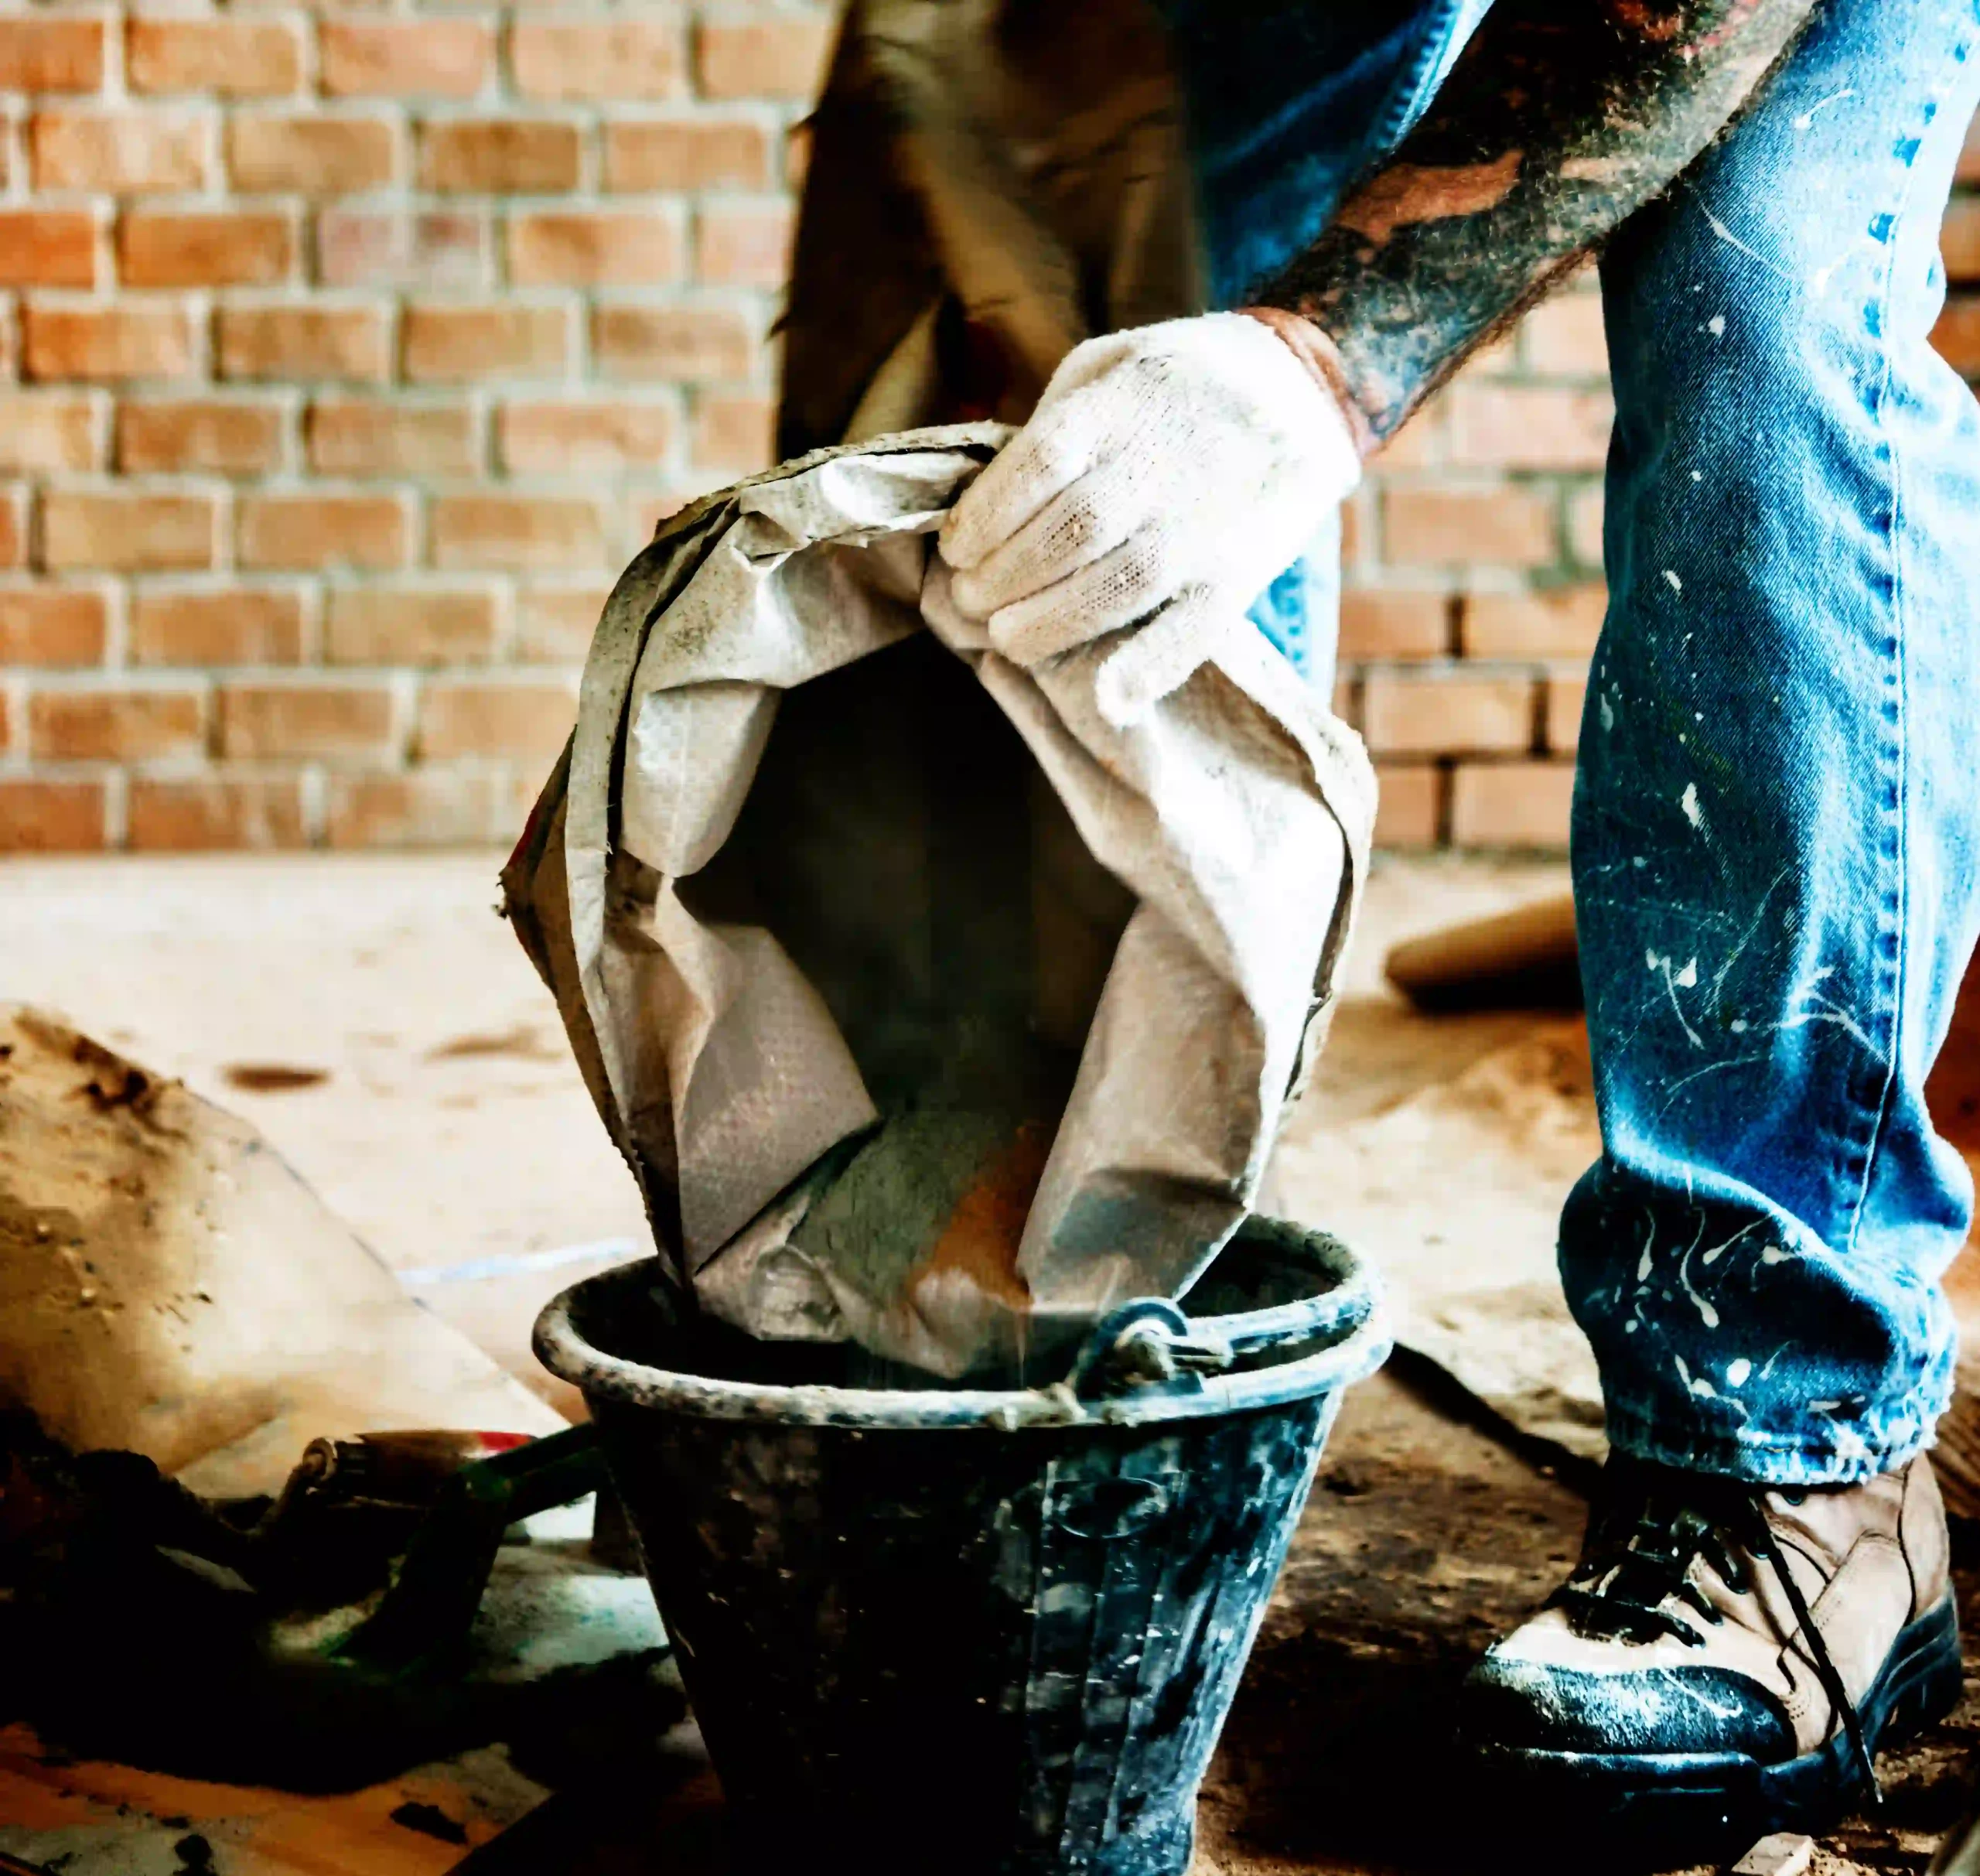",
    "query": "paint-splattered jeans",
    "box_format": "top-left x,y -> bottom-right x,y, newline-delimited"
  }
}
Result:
1162,0 -> 1980,1484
